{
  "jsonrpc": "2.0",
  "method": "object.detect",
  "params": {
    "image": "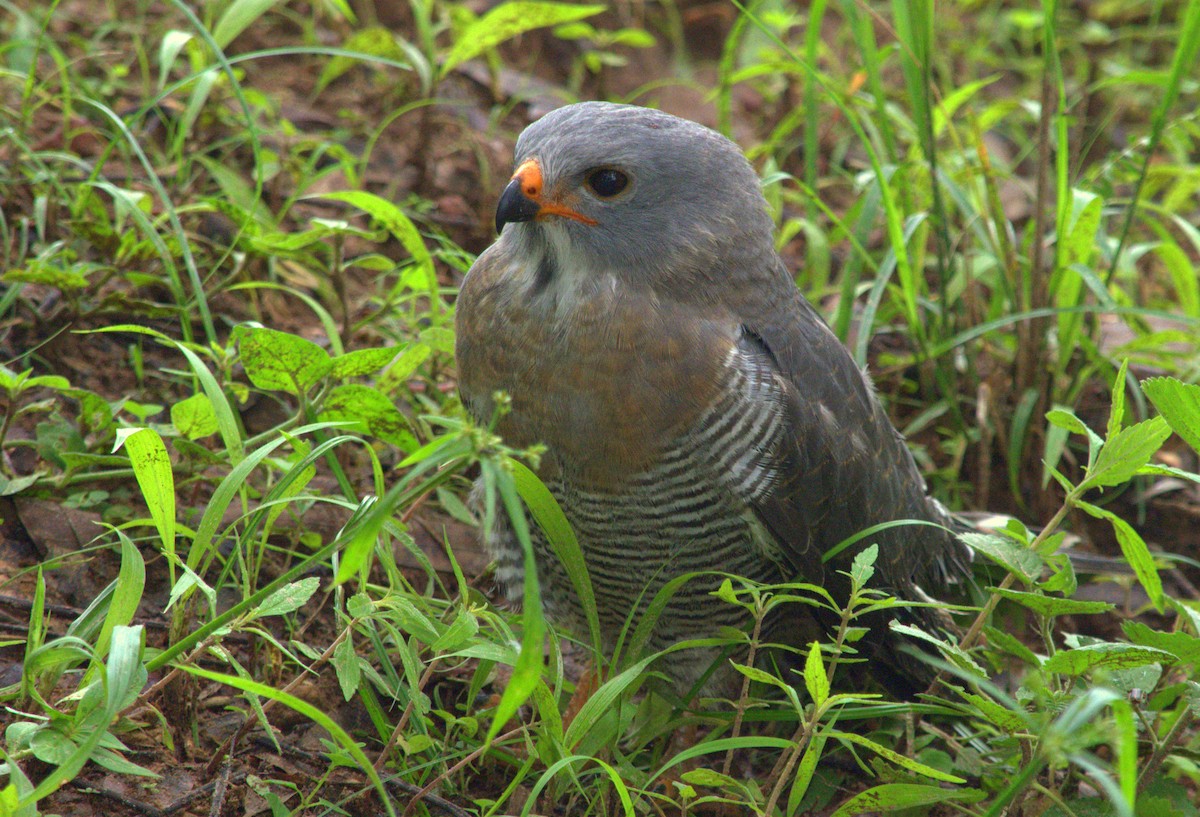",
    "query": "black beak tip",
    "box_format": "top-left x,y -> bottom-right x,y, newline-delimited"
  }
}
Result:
495,177 -> 540,234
